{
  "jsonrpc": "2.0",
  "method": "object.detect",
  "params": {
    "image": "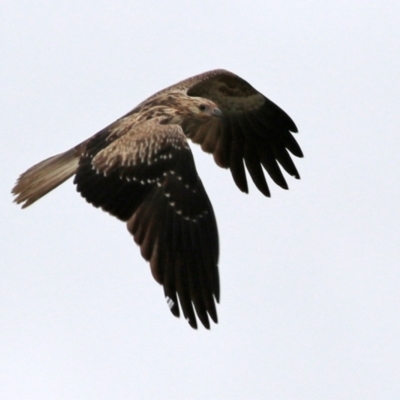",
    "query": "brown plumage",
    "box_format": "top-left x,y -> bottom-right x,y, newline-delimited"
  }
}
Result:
12,69 -> 303,329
